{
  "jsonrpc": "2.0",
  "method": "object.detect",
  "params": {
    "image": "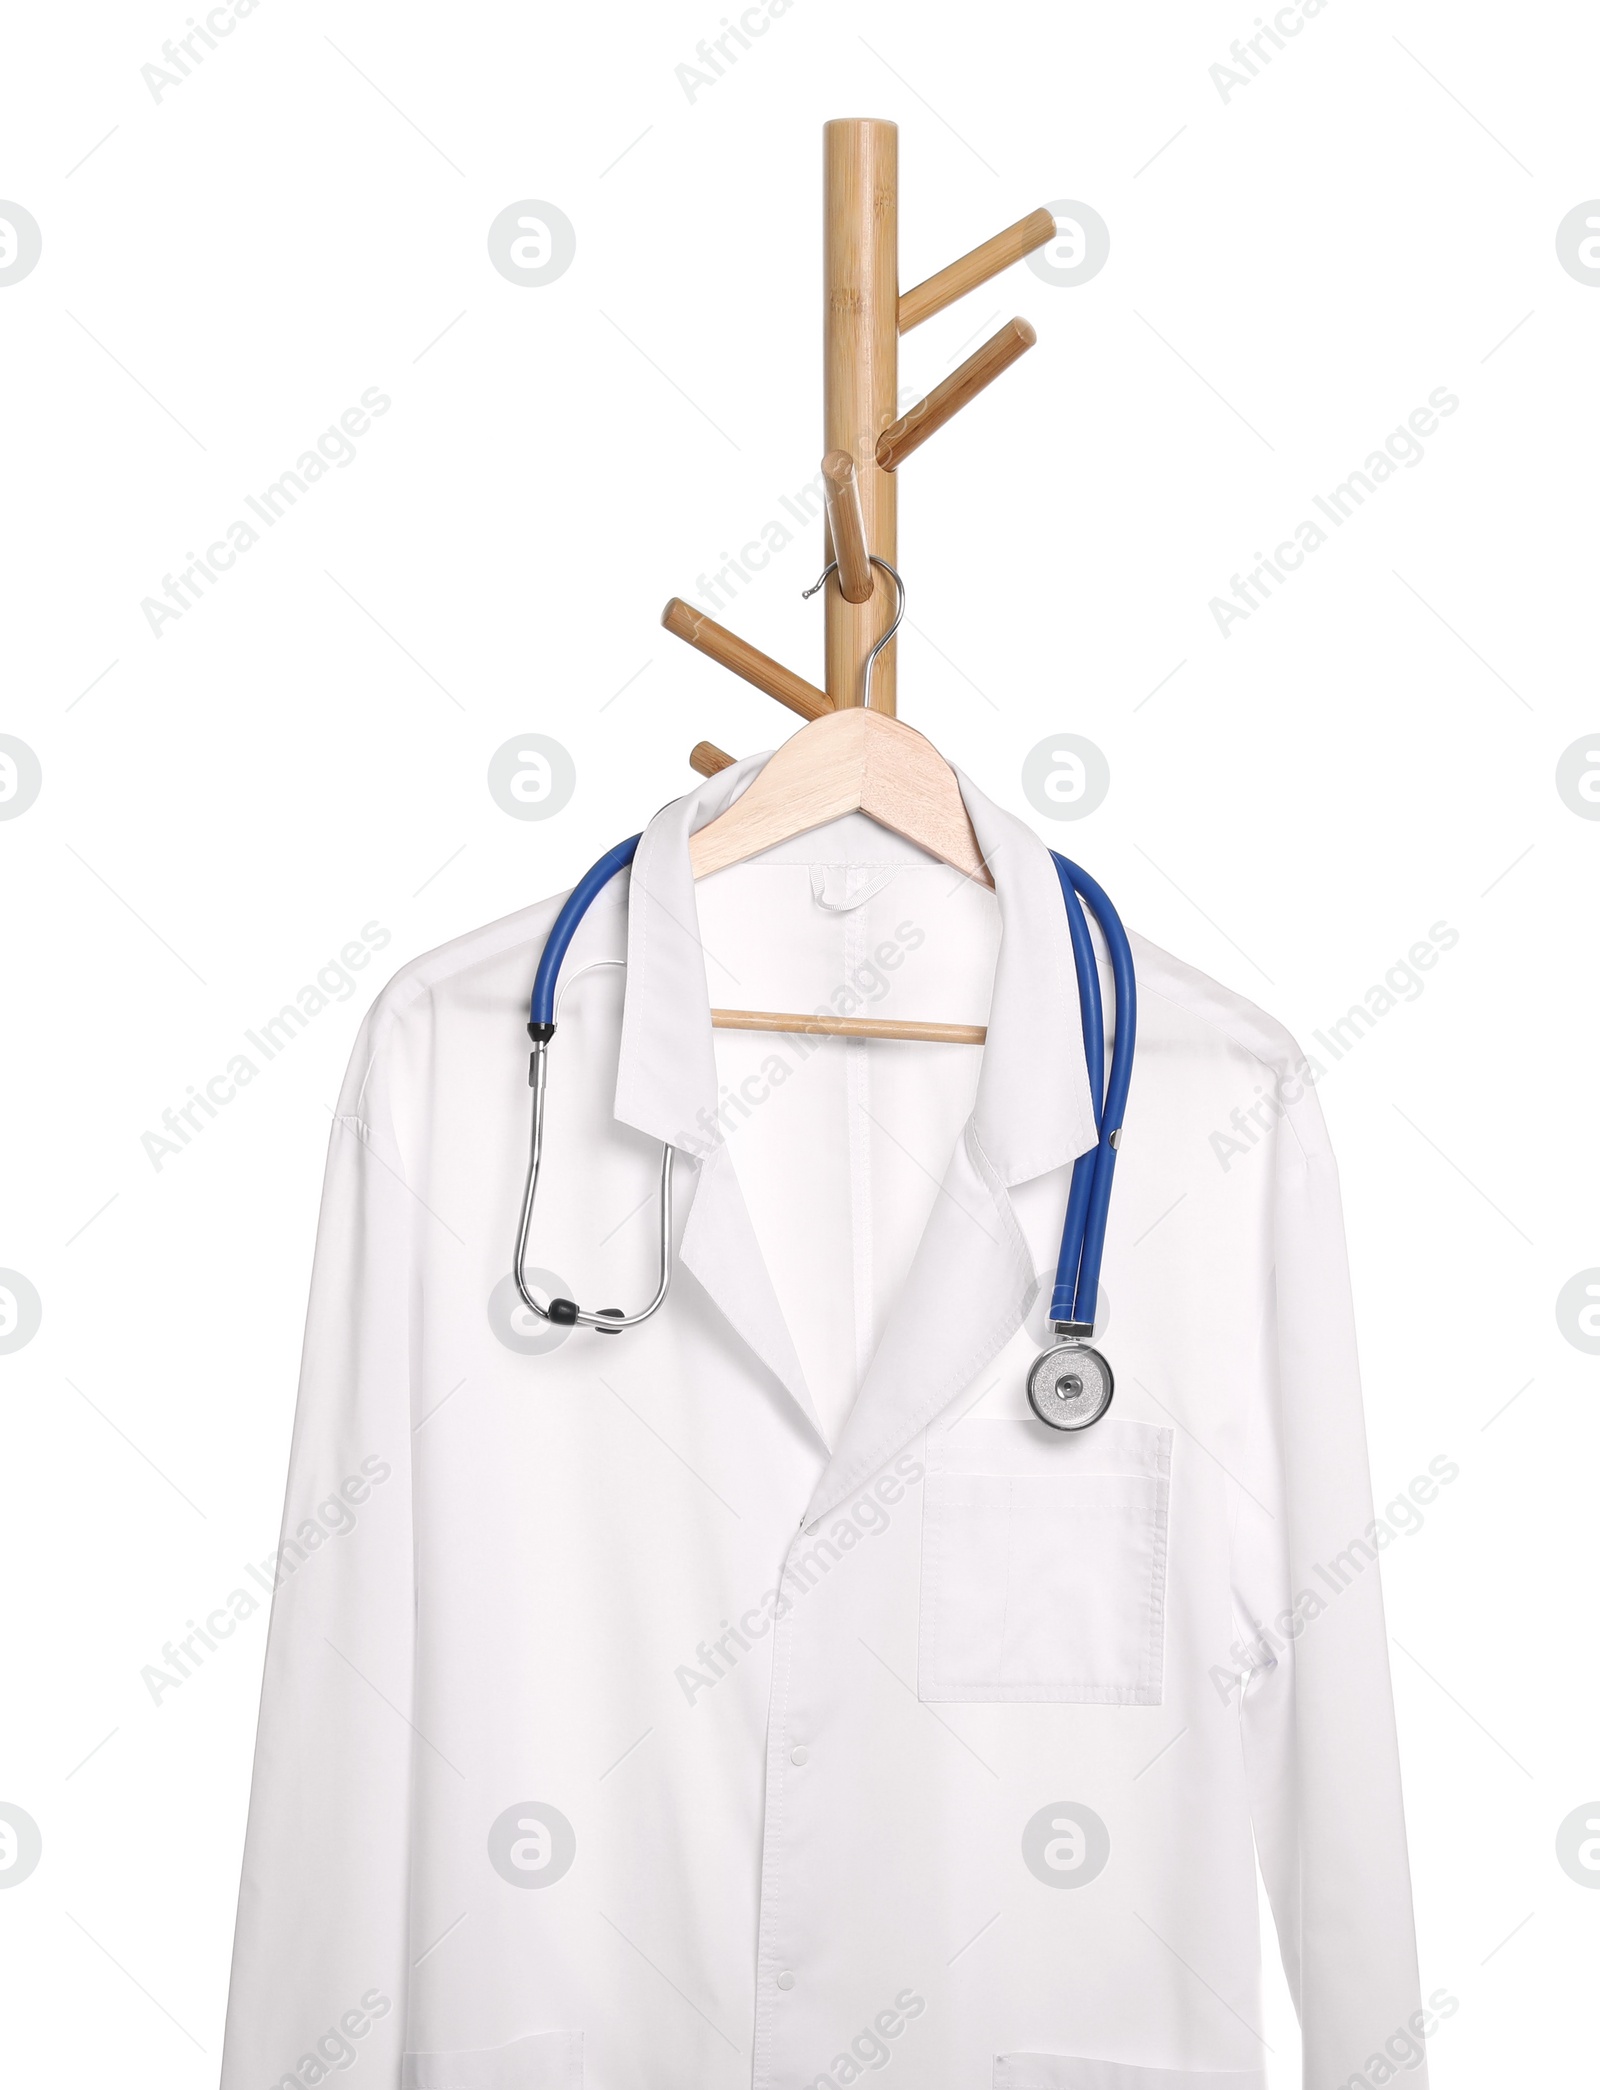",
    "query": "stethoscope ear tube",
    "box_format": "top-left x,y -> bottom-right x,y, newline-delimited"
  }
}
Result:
1050,863 -> 1102,1324
529,833 -> 643,1030
1047,852 -> 1137,1336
